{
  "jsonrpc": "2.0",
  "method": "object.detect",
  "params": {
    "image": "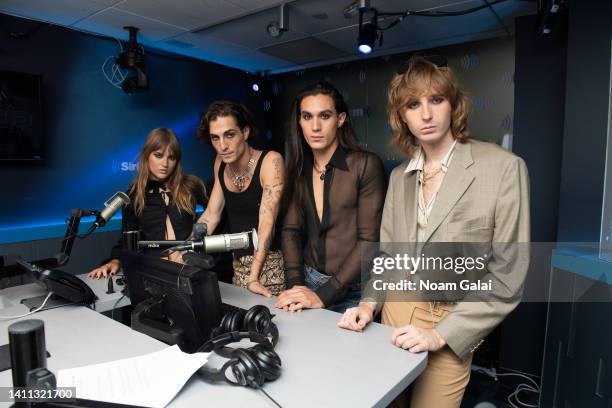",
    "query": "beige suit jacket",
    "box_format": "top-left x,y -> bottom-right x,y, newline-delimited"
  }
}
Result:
364,139 -> 530,361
